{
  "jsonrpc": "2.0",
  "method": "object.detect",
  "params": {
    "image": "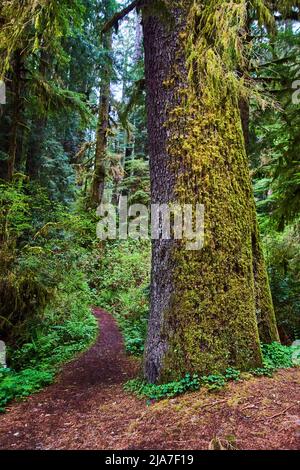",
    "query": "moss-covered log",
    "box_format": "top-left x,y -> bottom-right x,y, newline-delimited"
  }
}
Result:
143,0 -> 279,383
